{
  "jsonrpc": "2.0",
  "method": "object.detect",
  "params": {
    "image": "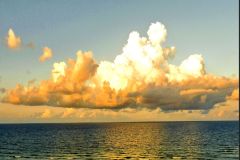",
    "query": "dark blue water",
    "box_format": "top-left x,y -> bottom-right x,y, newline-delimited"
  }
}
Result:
0,121 -> 238,159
